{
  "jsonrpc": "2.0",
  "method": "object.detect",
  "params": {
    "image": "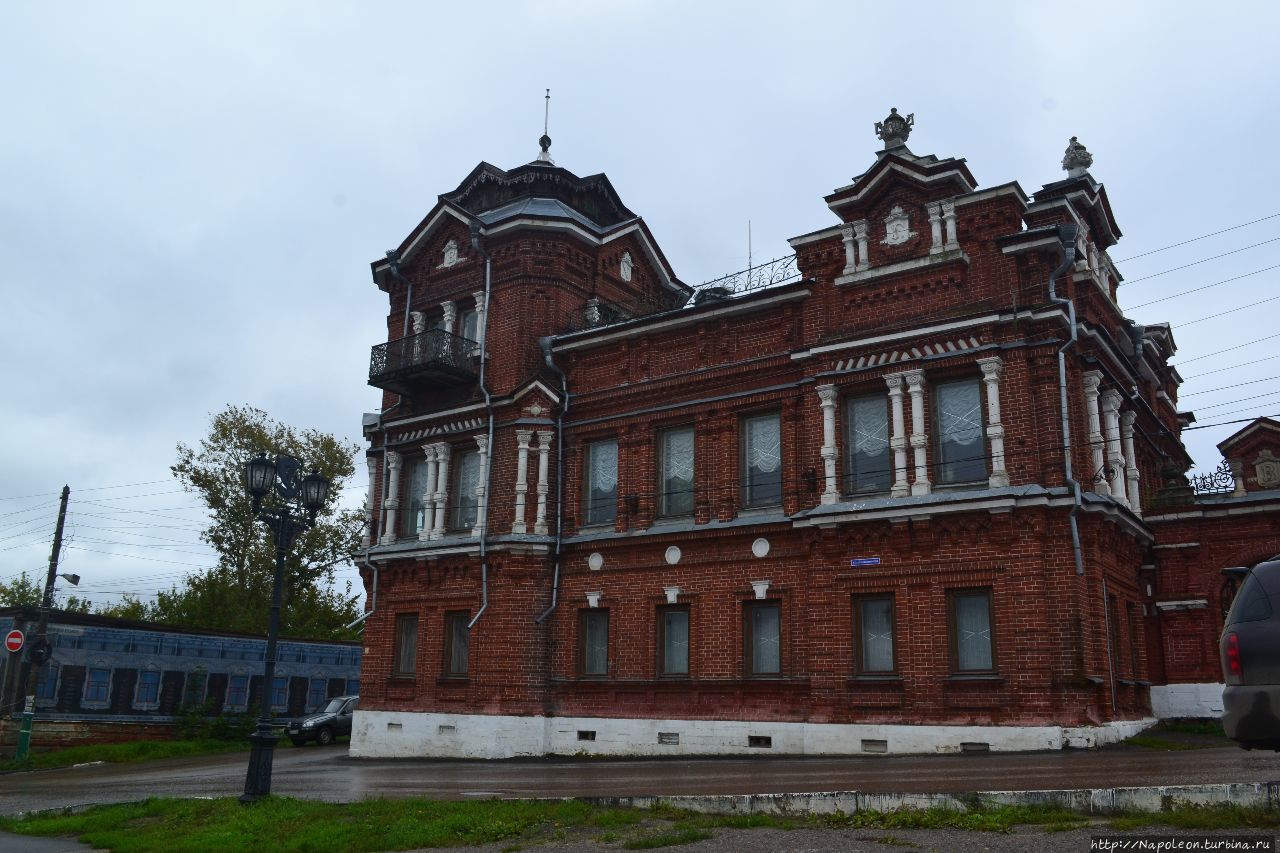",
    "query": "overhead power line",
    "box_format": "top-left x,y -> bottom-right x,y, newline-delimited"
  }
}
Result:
1119,237 -> 1280,287
1113,212 -> 1280,263
1183,354 -> 1280,380
1176,293 -> 1280,328
1177,332 -> 1280,365
1181,377 -> 1279,397
1127,263 -> 1280,310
